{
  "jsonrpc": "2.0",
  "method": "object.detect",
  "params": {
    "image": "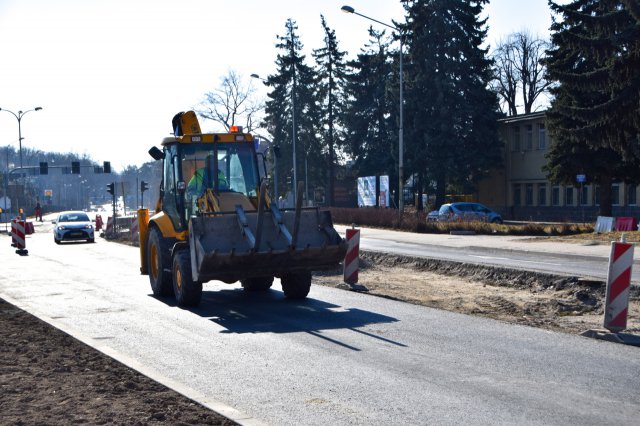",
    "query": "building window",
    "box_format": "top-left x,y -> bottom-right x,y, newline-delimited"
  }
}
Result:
612,184 -> 620,206
628,184 -> 637,206
538,124 -> 546,150
513,184 -> 521,206
525,125 -> 533,150
512,126 -> 521,152
552,186 -> 560,206
525,183 -> 534,205
538,184 -> 547,206
566,187 -> 574,206
591,185 -> 597,206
